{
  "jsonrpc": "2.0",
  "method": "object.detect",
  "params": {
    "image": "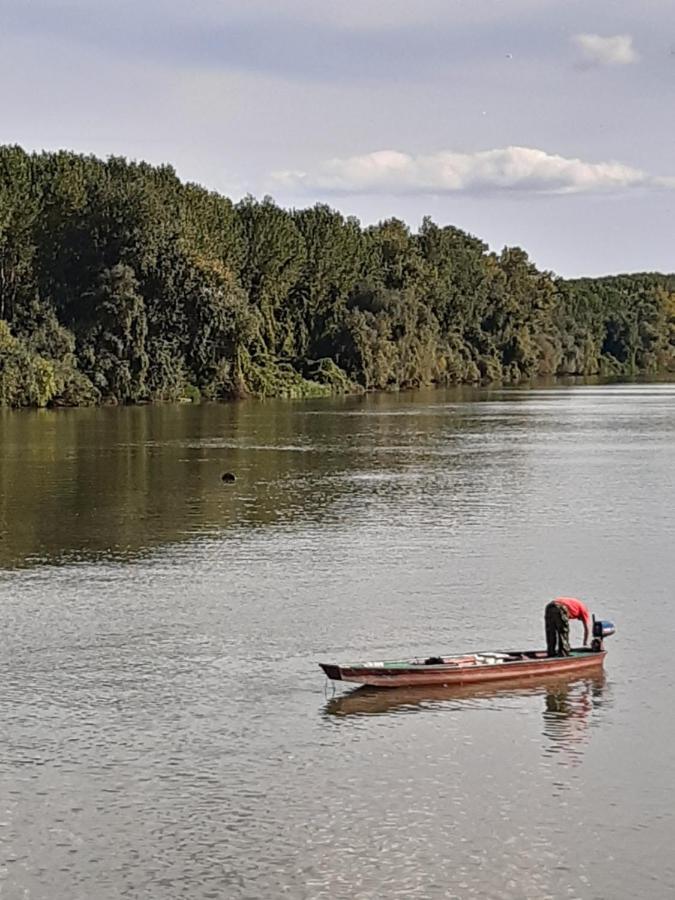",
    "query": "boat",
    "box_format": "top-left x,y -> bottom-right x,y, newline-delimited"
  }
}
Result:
319,619 -> 615,689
